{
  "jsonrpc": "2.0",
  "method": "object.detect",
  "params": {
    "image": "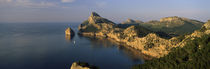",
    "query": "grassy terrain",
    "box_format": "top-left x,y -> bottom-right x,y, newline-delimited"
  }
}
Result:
140,20 -> 203,35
